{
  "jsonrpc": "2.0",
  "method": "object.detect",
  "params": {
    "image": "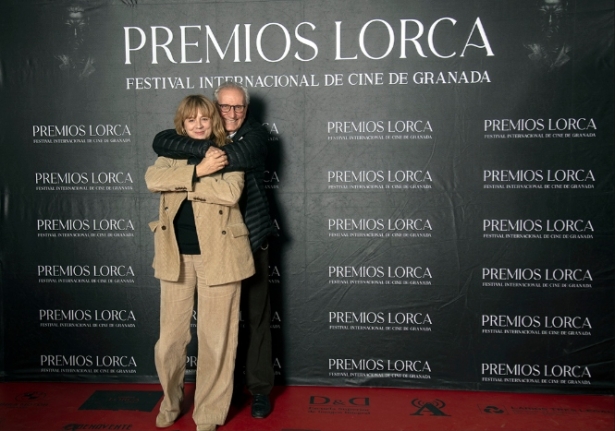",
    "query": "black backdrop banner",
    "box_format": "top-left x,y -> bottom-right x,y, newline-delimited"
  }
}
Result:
0,0 -> 613,394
